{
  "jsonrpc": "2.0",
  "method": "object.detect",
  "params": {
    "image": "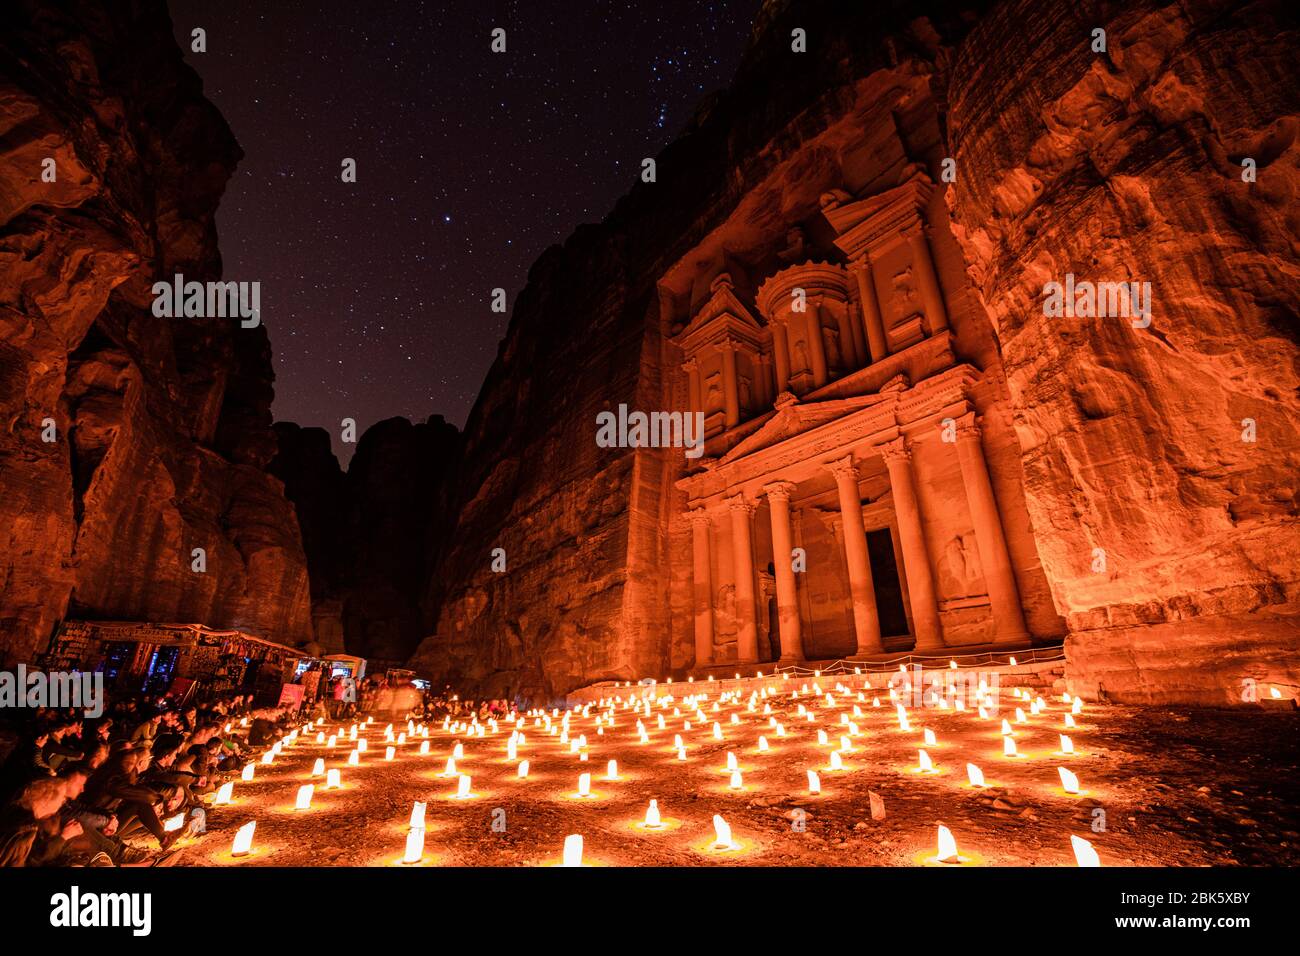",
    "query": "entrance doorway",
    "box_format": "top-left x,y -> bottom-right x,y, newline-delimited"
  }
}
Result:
866,528 -> 910,638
